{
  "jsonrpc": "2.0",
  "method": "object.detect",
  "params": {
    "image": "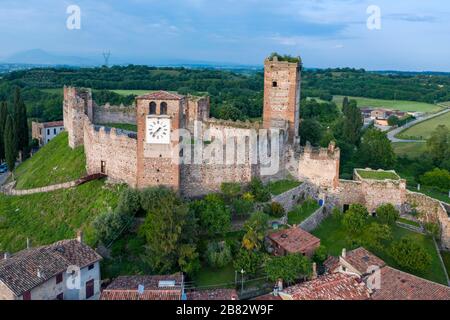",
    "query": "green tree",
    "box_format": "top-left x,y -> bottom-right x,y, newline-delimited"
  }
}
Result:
390,237 -> 432,273
263,202 -> 285,218
420,168 -> 450,191
205,241 -> 232,268
376,204 -> 400,225
92,210 -> 133,245
249,178 -> 271,202
427,125 -> 449,165
241,212 -> 270,251
358,128 -> 396,169
13,87 -> 29,155
233,249 -> 263,276
343,204 -> 369,234
191,194 -> 231,236
387,115 -> 400,126
299,119 -> 323,146
312,245 -> 328,265
0,102 -> 7,162
265,254 -> 312,284
218,105 -> 245,121
342,96 -> 350,115
362,222 -> 392,251
342,100 -> 362,145
4,114 -> 17,171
